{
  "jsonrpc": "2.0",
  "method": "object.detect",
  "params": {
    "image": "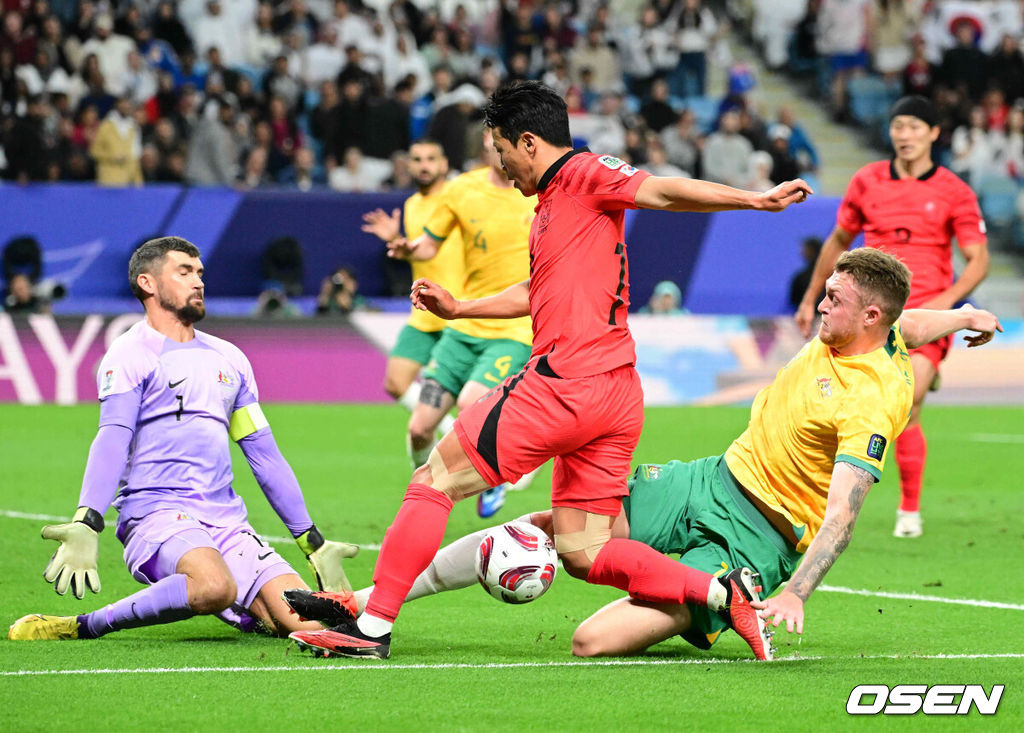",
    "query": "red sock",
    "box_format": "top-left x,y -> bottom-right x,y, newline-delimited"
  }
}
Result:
364,484 -> 453,623
896,424 -> 926,512
587,538 -> 713,606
